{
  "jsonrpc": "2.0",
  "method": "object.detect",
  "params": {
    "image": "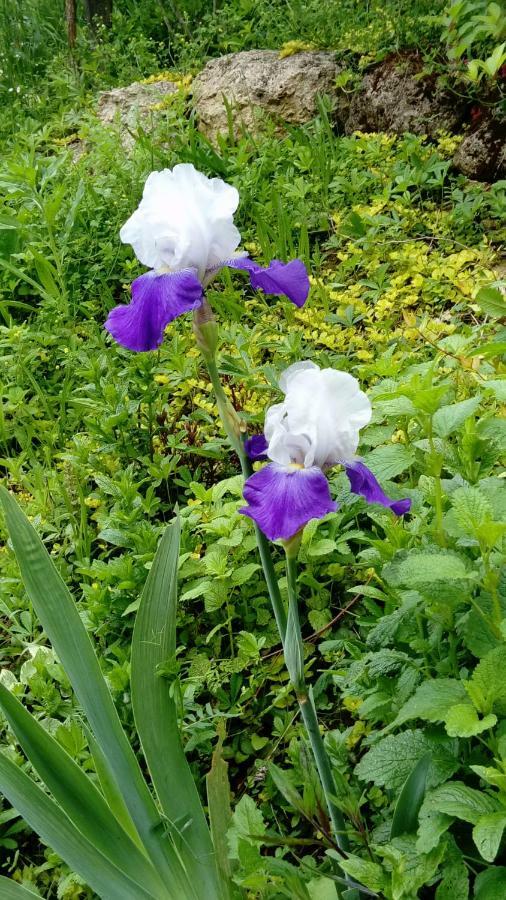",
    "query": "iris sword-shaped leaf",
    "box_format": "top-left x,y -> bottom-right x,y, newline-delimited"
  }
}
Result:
0,486 -> 191,896
131,515 -> 223,900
